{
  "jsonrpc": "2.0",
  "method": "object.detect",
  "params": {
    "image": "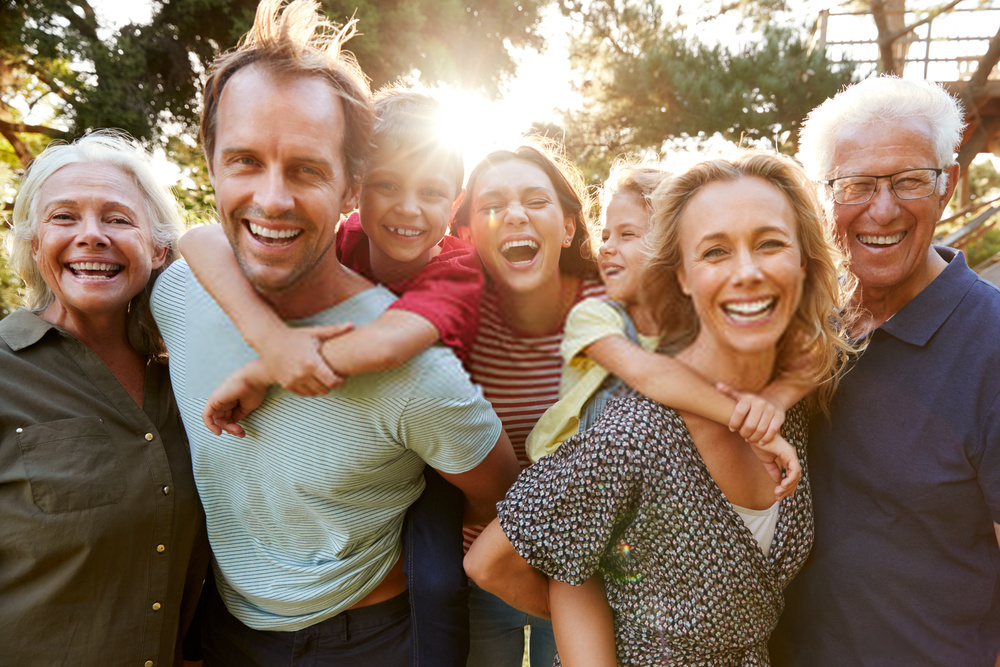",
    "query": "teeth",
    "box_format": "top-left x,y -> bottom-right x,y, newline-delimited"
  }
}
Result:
500,238 -> 540,265
69,262 -> 121,272
249,222 -> 301,240
723,297 -> 776,322
386,226 -> 423,237
501,239 -> 538,253
858,232 -> 905,245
